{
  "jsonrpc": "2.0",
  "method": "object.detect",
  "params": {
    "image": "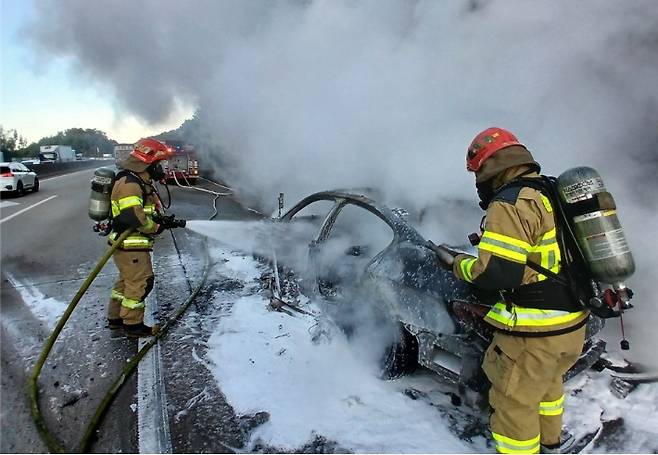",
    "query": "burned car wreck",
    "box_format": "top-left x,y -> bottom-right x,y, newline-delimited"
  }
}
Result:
275,190 -> 606,399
